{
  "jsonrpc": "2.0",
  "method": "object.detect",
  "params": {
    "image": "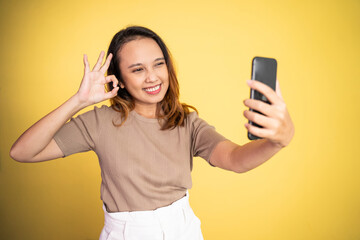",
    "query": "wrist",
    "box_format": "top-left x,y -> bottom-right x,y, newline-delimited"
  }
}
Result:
266,139 -> 285,150
70,93 -> 90,112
